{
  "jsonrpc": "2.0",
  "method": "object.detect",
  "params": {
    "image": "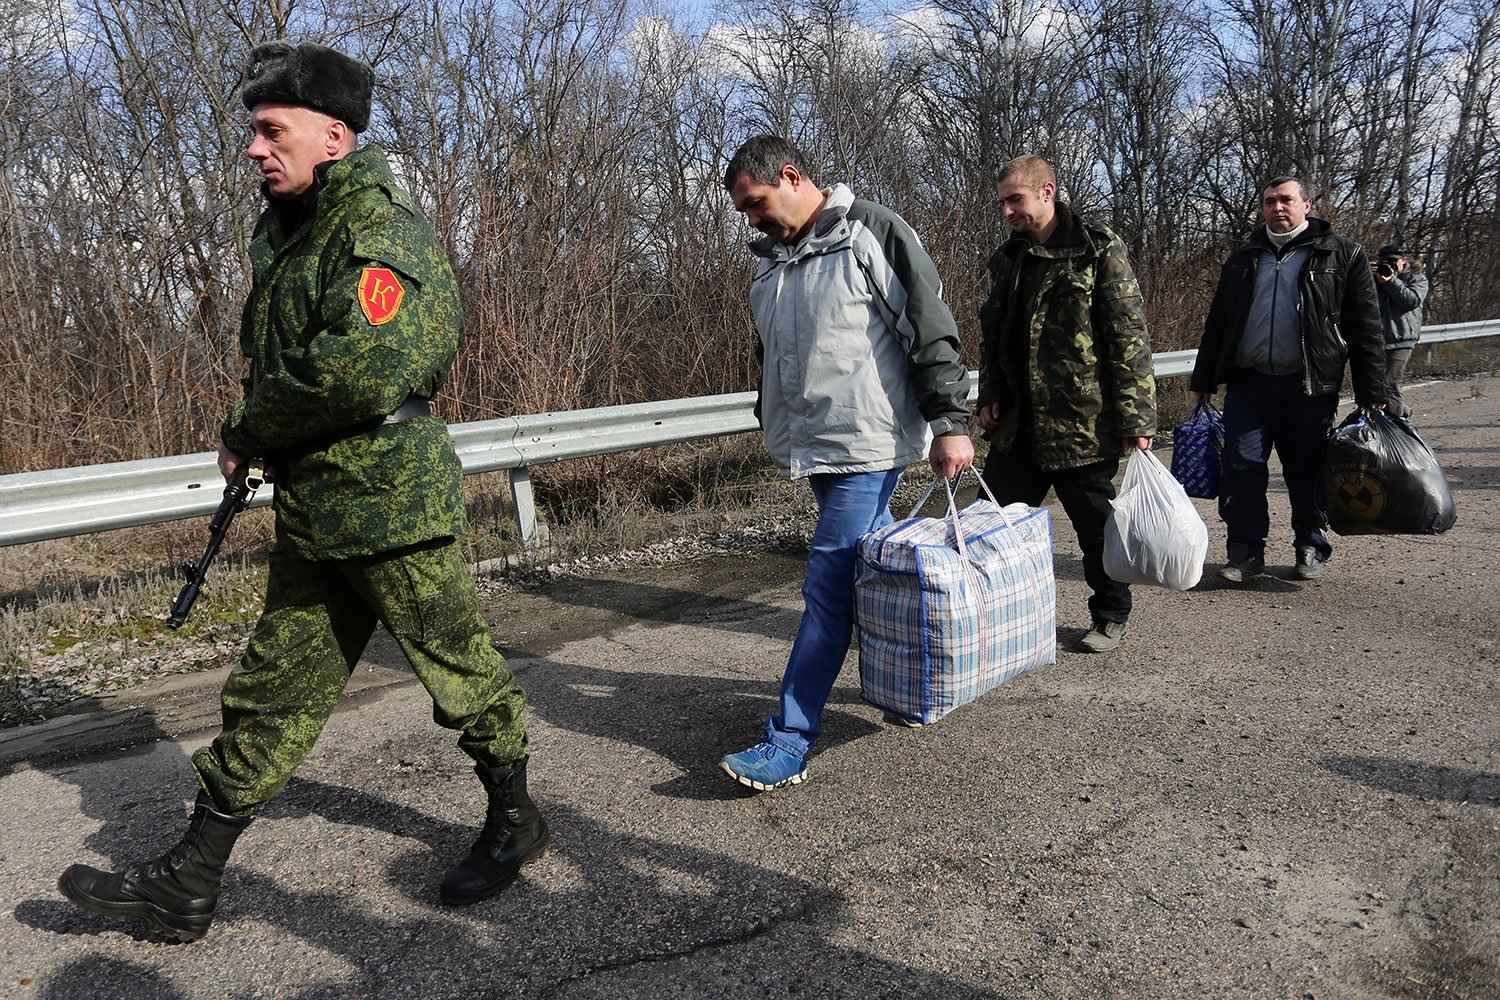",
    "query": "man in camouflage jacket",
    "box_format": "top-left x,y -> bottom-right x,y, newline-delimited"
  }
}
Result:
58,42 -> 547,943
977,155 -> 1156,654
